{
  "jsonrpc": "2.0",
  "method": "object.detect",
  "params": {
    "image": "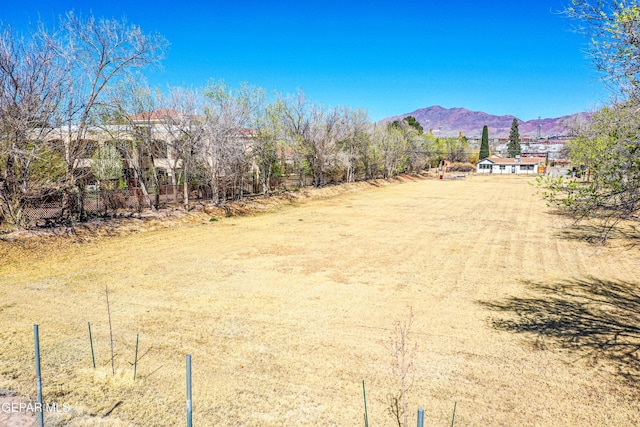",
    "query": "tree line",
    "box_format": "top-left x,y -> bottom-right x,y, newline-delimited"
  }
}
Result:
0,12 -> 481,228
